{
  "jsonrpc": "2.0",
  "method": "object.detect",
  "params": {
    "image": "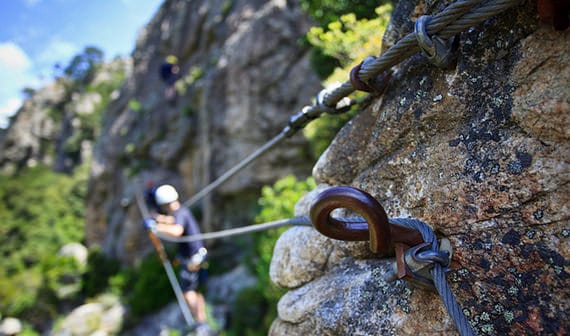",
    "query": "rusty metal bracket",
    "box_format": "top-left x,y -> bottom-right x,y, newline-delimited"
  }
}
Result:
310,186 -> 454,291
391,239 -> 453,291
309,186 -> 423,256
